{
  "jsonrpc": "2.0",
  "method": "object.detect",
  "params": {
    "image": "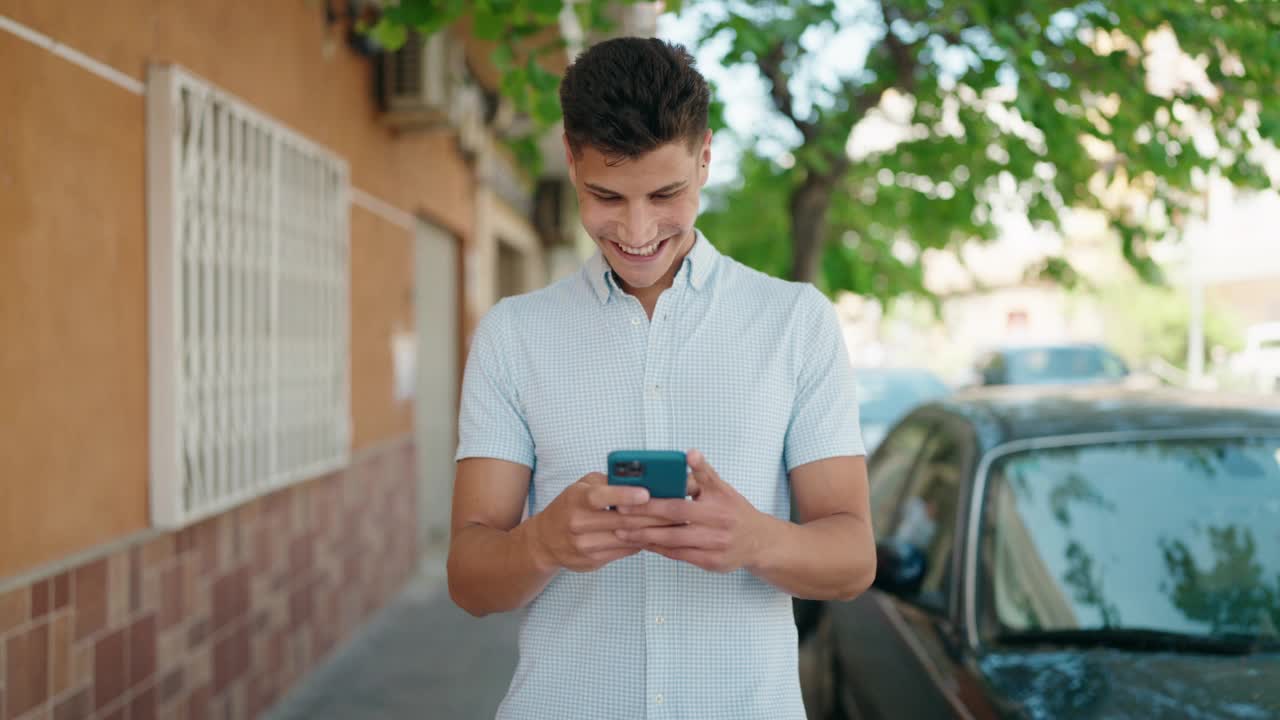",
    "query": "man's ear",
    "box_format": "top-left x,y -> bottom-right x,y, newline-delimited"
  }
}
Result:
698,129 -> 713,185
563,133 -> 577,185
